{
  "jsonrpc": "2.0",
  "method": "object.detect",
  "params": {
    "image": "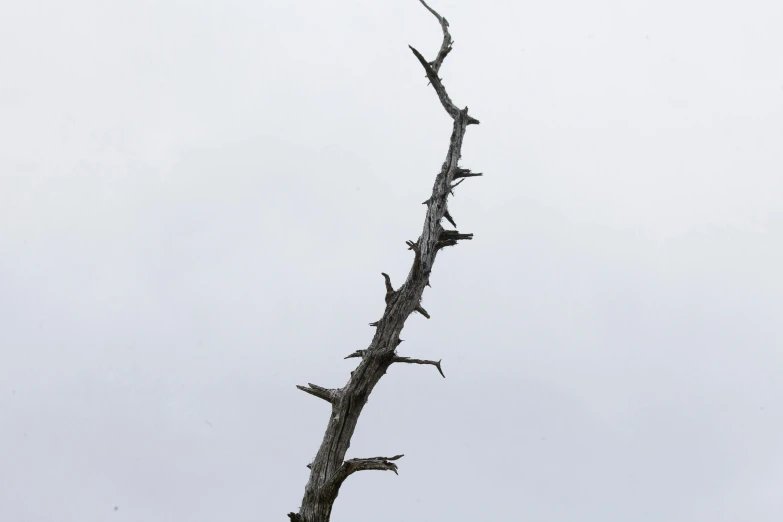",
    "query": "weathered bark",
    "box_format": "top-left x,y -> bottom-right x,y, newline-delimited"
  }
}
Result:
288,2 -> 480,520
